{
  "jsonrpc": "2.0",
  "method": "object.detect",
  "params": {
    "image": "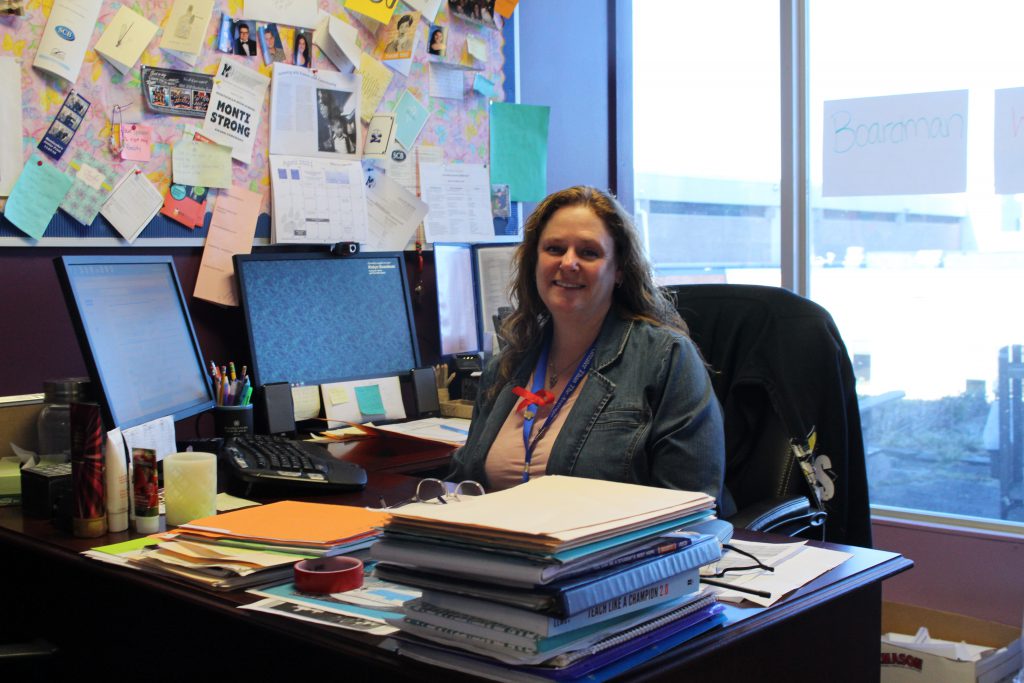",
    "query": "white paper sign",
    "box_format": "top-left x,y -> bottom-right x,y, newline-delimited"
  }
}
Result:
822,90 -> 968,197
994,87 -> 1024,194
